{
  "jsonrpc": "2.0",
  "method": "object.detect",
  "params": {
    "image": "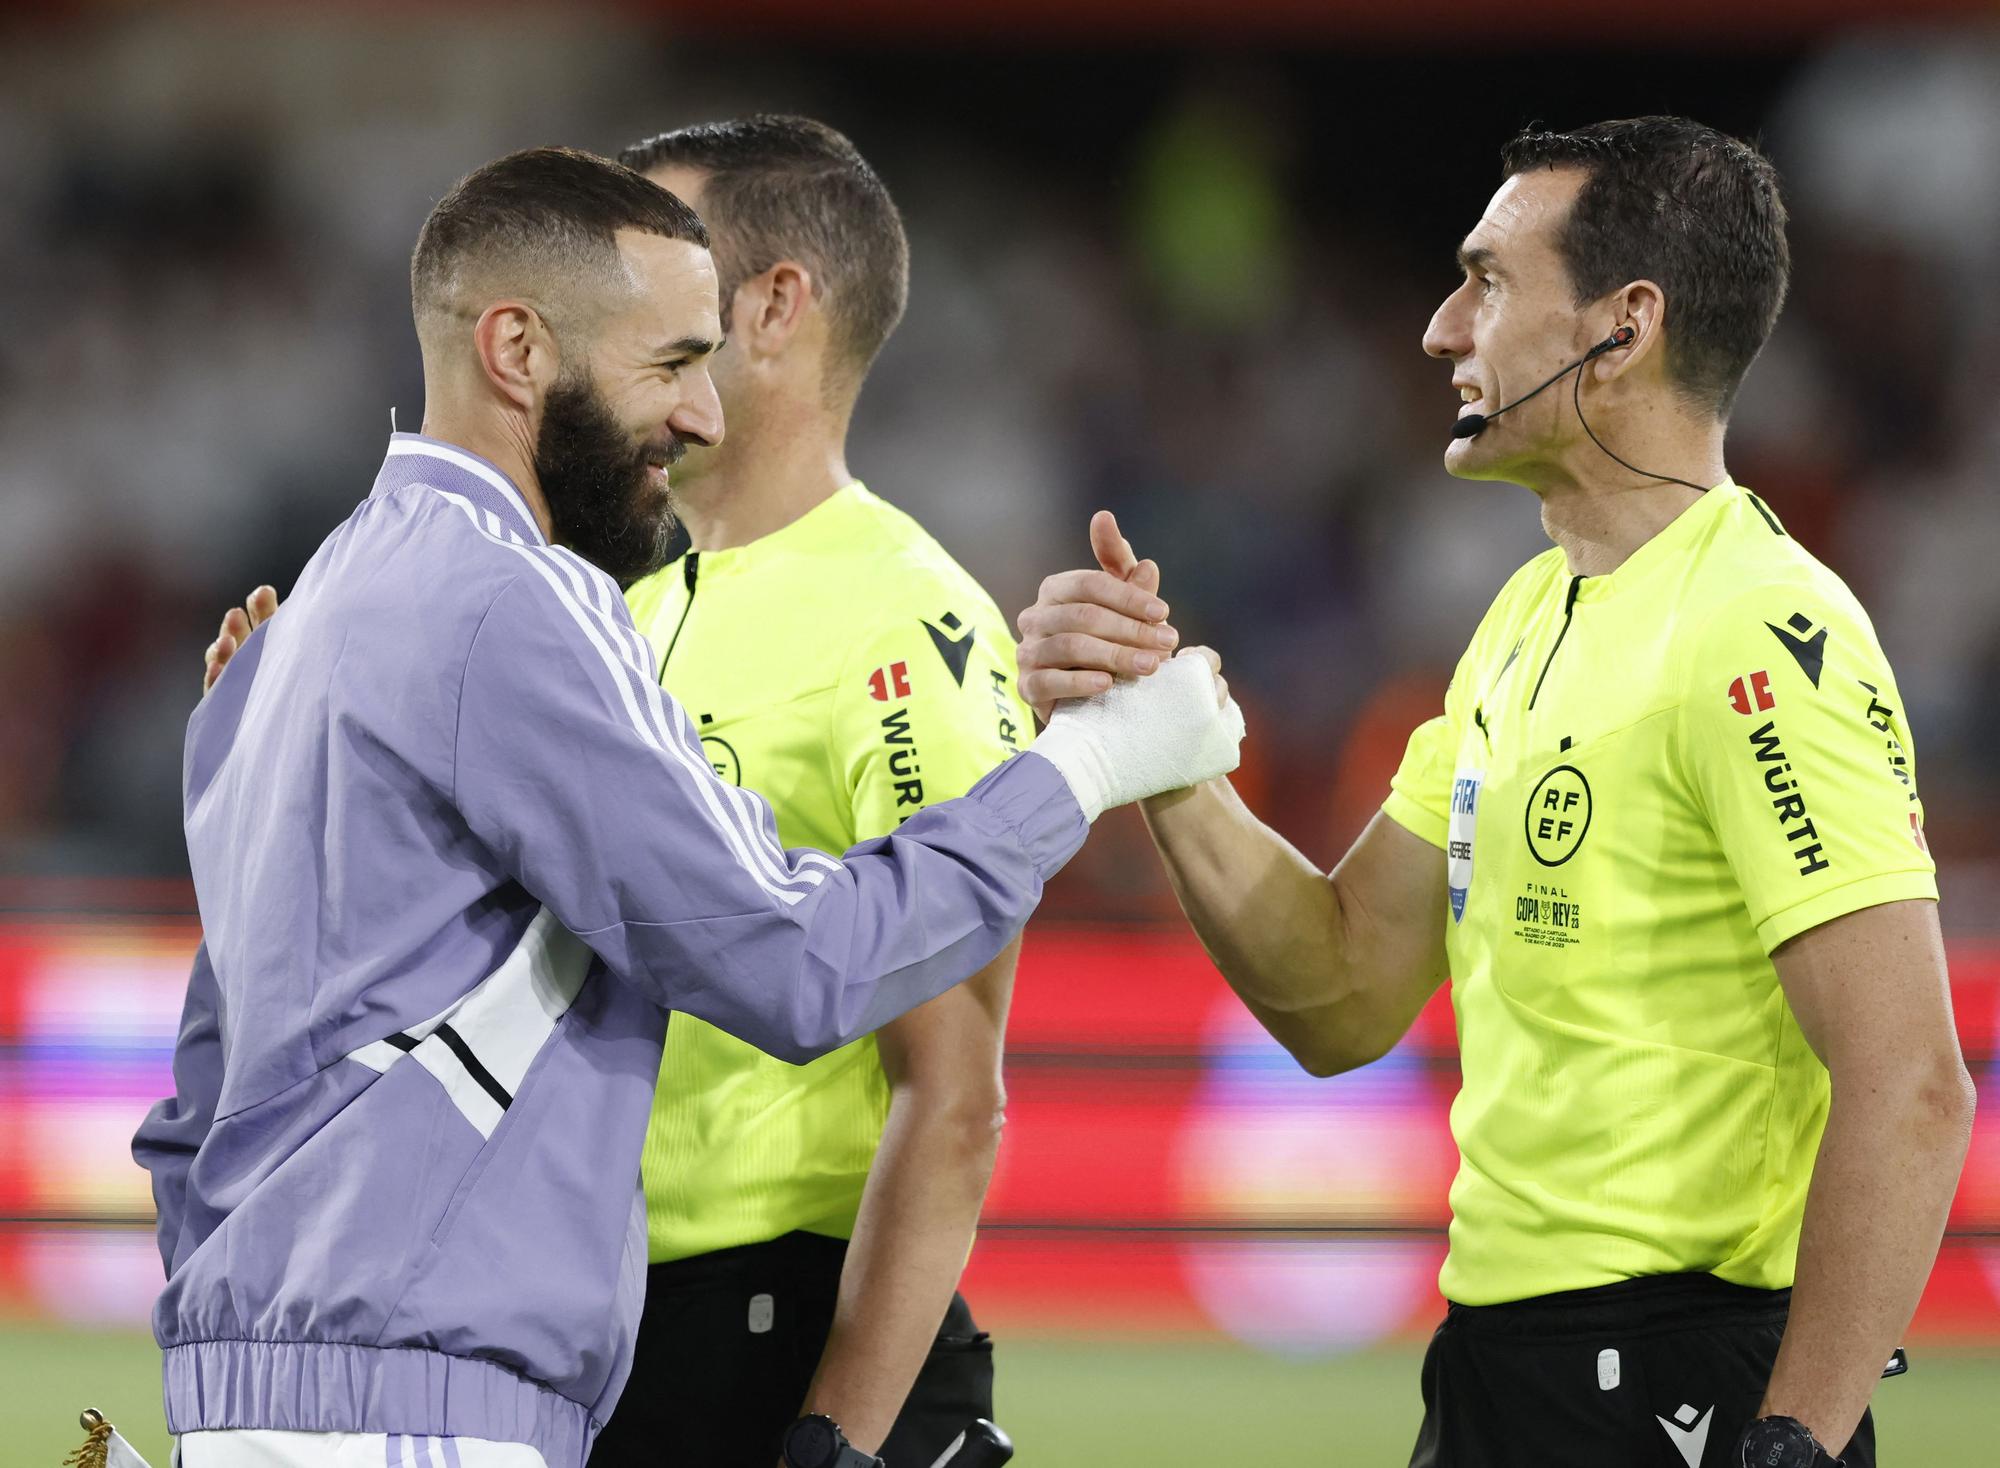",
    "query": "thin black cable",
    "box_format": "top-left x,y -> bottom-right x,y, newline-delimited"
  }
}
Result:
1572,368 -> 1713,495
1476,354 -> 1592,427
